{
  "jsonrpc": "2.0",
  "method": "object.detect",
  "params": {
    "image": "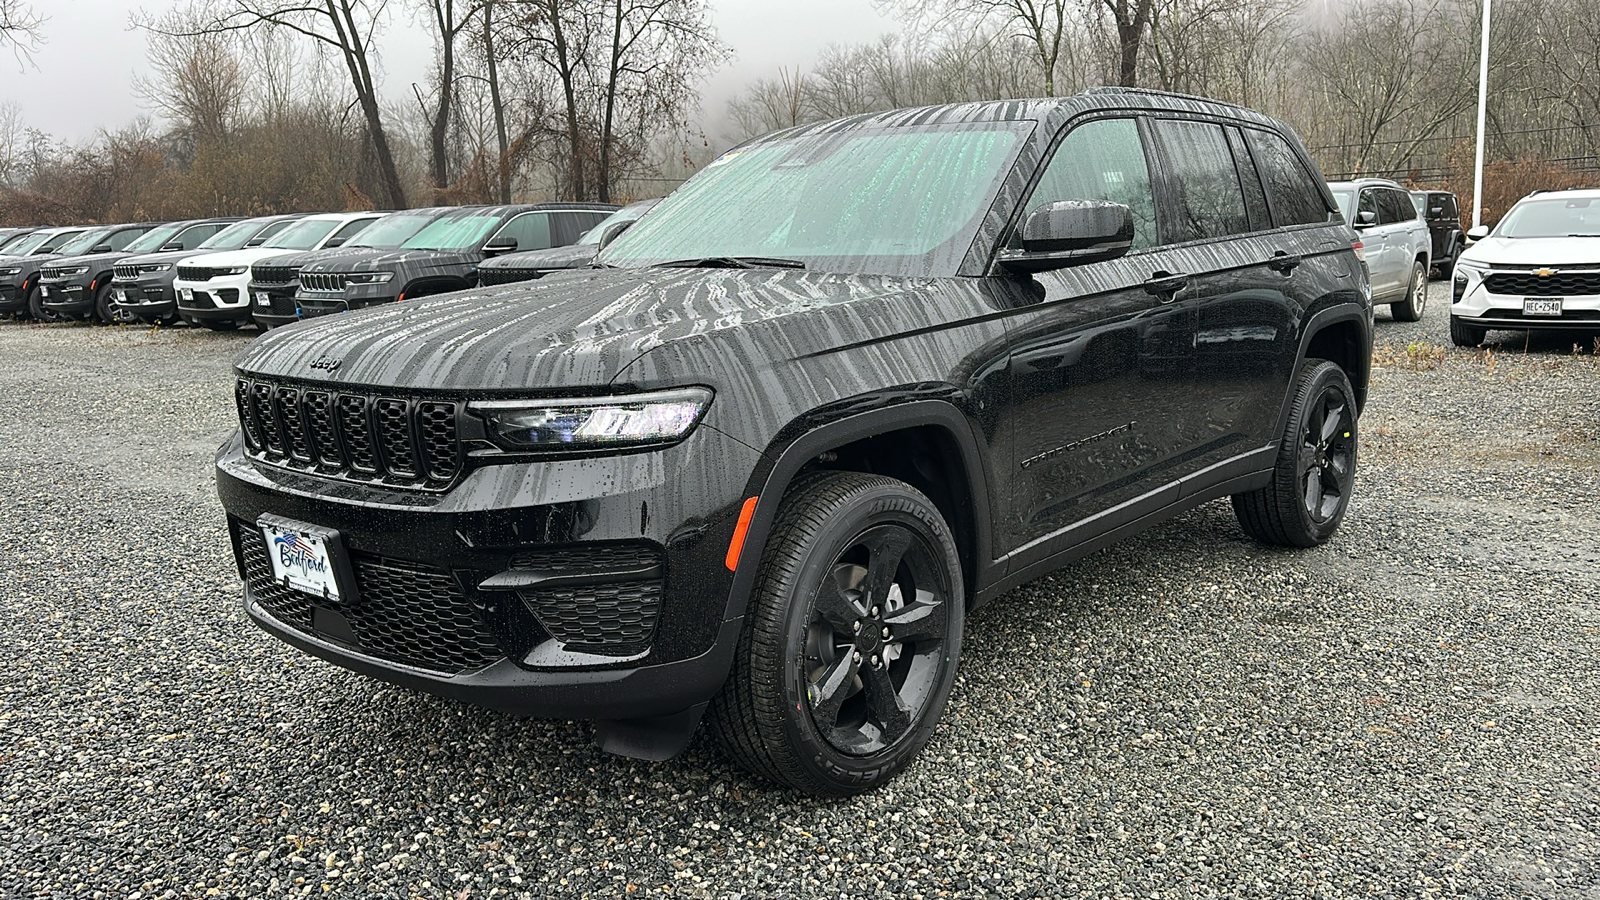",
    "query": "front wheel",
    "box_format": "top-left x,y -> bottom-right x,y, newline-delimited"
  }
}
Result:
1233,359 -> 1358,548
710,471 -> 964,796
27,288 -> 56,323
1390,260 -> 1427,322
1449,314 -> 1486,348
94,282 -> 118,325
